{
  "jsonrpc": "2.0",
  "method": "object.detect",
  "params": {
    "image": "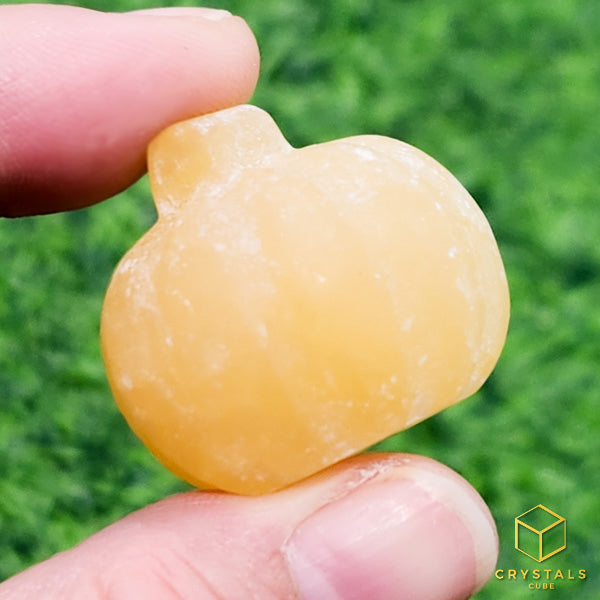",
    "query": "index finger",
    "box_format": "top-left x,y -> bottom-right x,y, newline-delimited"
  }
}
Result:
0,4 -> 259,217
